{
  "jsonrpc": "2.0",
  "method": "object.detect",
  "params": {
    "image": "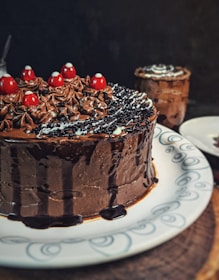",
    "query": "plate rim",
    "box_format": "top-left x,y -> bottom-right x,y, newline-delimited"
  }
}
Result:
179,115 -> 219,157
